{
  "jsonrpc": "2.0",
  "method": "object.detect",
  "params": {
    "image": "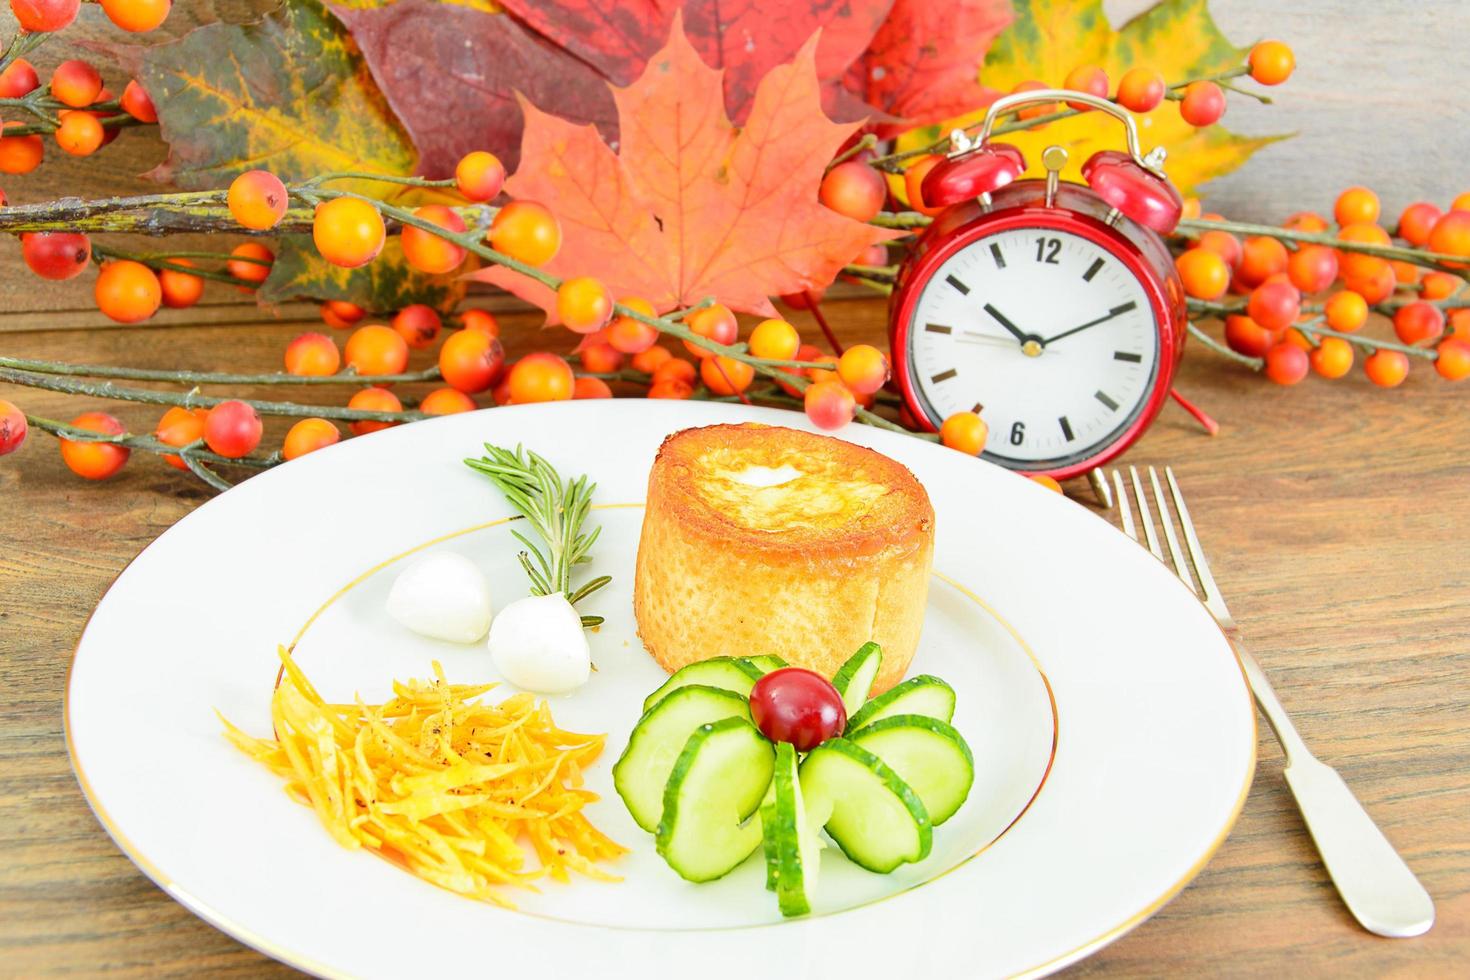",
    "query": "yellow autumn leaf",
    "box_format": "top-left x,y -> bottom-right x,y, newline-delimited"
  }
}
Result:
895,0 -> 1287,198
